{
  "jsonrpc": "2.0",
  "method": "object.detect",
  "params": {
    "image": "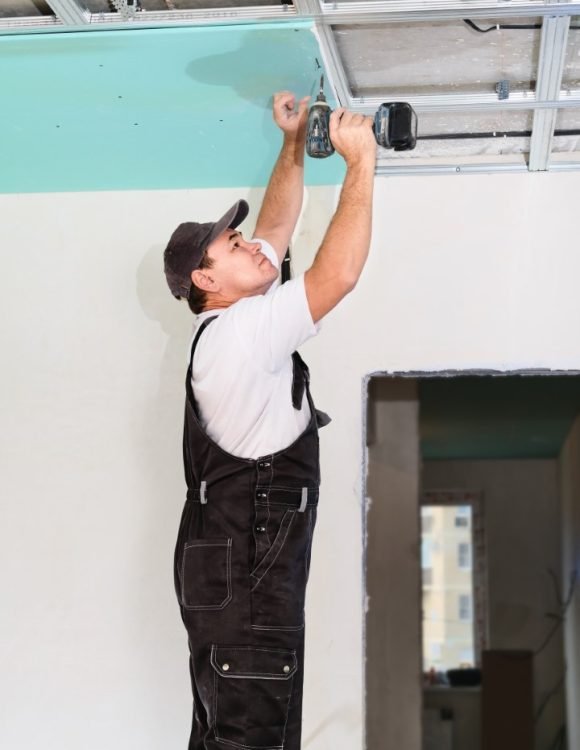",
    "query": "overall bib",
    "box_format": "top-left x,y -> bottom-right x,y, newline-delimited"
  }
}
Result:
173,316 -> 329,750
